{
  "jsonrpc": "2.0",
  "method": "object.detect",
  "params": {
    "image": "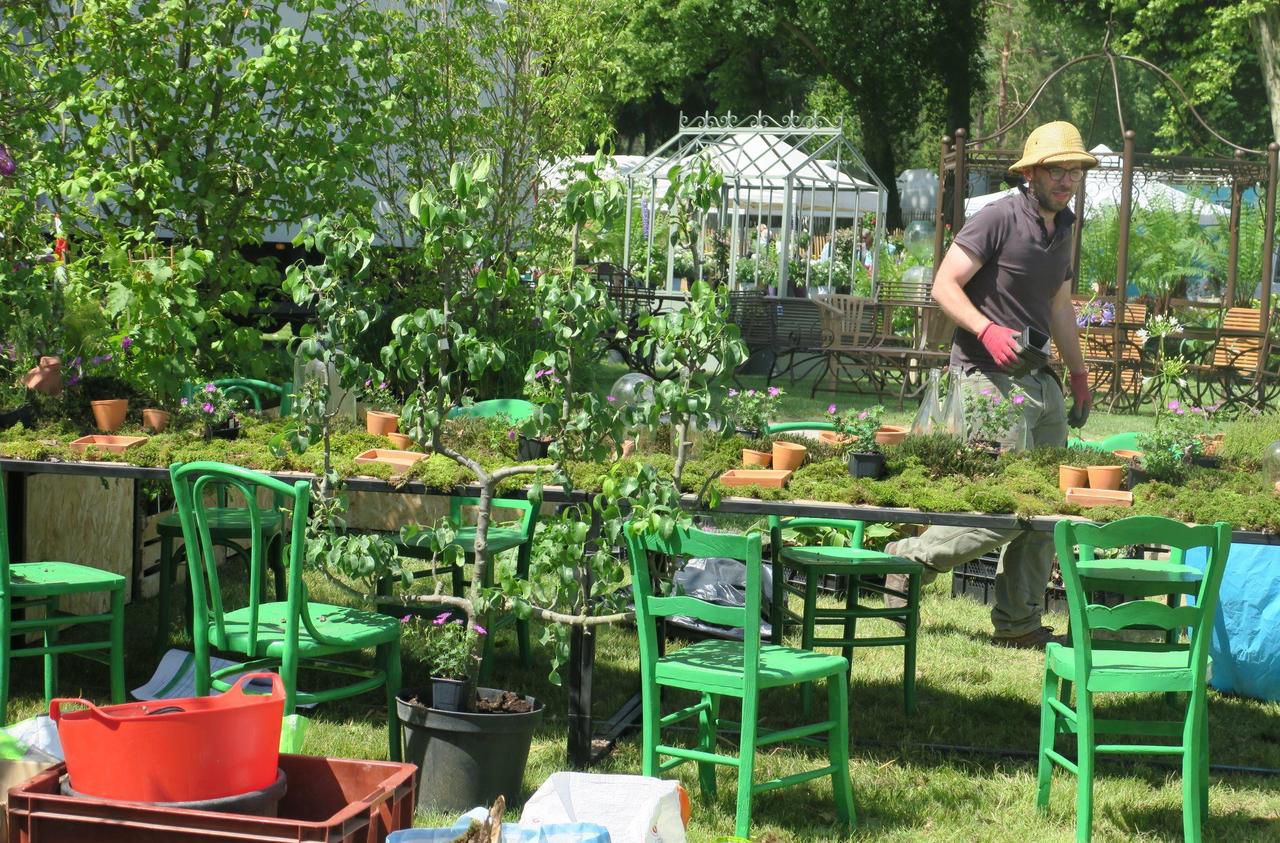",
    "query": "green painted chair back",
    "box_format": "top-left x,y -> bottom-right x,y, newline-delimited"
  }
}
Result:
184,379 -> 293,416
169,462 -> 311,659
1054,516 -> 1230,686
626,524 -> 765,690
446,399 -> 537,422
449,496 -> 538,542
